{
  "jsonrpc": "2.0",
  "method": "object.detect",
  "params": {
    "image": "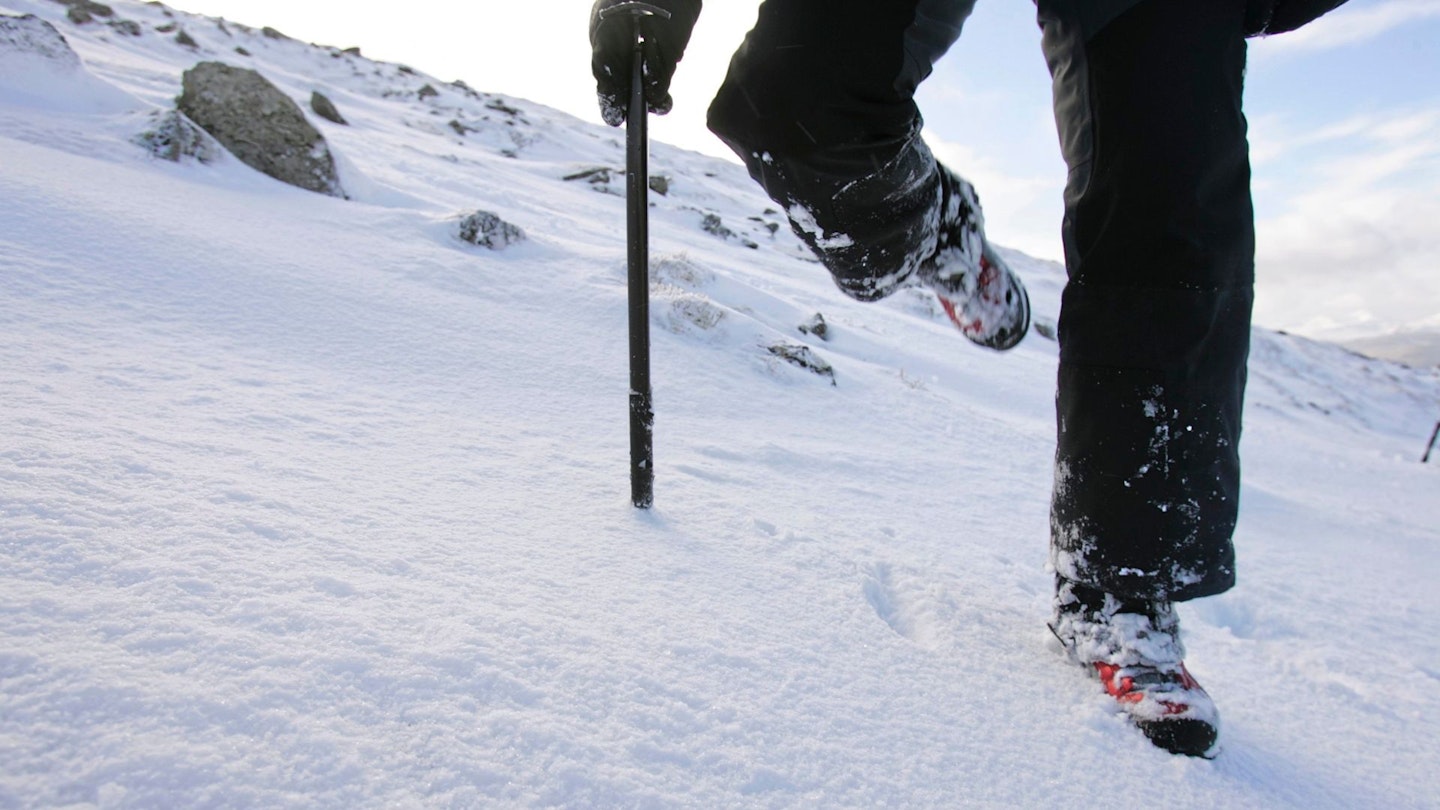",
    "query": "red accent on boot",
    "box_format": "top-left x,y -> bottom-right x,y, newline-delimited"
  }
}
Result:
937,255 -> 998,338
1094,662 -> 1201,717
